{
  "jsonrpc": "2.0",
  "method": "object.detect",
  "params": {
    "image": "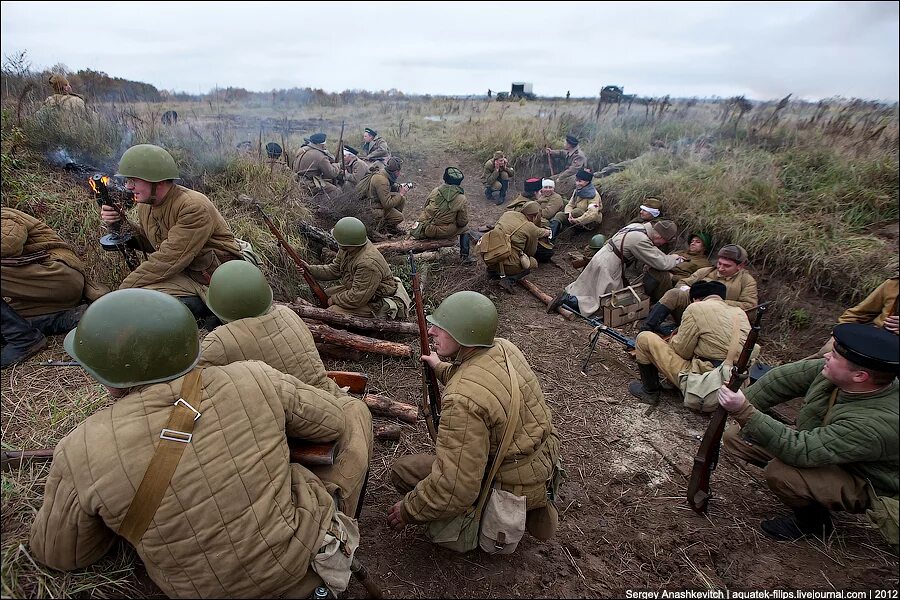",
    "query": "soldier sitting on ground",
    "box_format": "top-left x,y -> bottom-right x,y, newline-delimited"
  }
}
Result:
40,73 -> 87,113
718,323 -> 898,544
481,150 -> 515,205
387,291 -> 563,553
1,207 -> 109,368
547,220 -> 681,317
504,177 -> 542,211
336,145 -> 369,186
642,243 -> 757,334
807,272 -> 898,359
477,201 -> 551,291
99,144 -> 243,329
360,127 -> 391,166
642,231 -> 712,302
30,288 -> 365,598
293,132 -> 342,197
410,167 -> 473,263
198,260 -> 373,519
548,169 -> 602,239
360,157 -> 408,237
629,197 -> 663,224
306,217 -> 411,320
629,280 -> 750,409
